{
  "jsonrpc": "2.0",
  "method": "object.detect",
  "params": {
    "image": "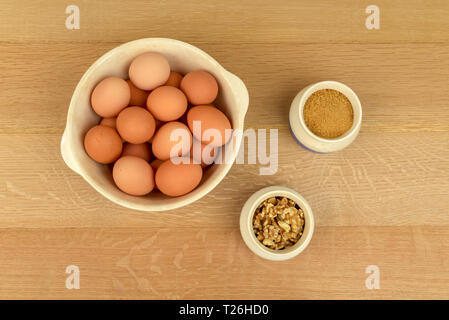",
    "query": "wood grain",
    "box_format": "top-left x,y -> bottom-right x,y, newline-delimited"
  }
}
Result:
1,226 -> 448,299
2,0 -> 449,43
0,0 -> 448,299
